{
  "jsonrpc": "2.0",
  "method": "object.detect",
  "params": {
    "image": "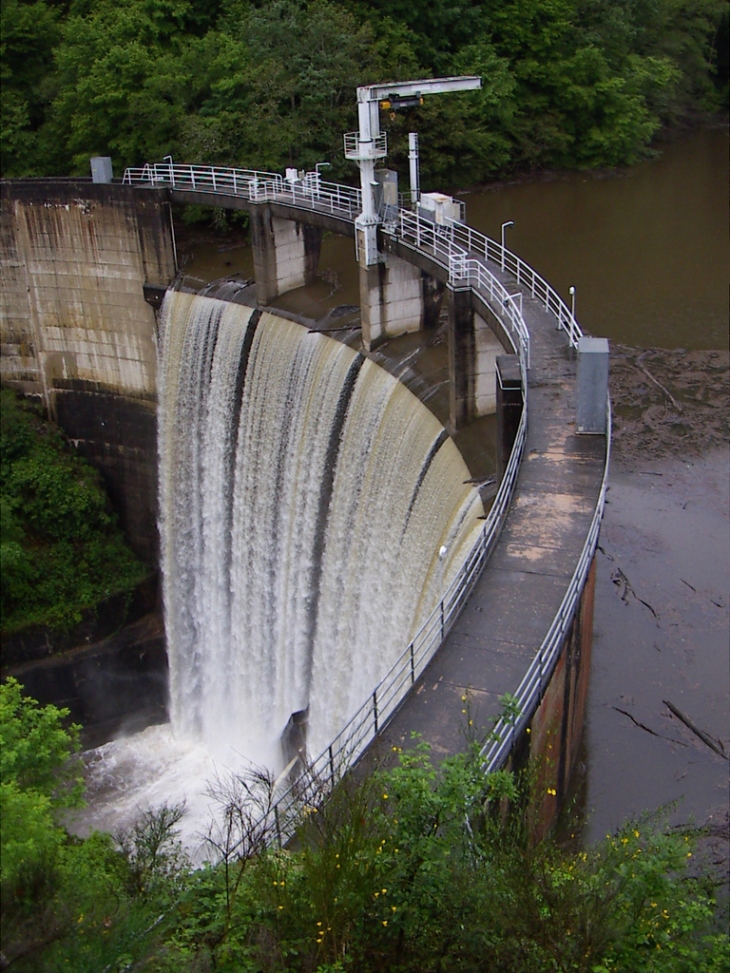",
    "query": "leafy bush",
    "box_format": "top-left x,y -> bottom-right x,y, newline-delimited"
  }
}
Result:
0,390 -> 147,635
